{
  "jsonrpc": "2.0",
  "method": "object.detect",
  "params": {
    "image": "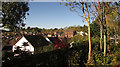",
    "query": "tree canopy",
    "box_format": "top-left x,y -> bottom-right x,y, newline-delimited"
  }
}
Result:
2,2 -> 29,31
